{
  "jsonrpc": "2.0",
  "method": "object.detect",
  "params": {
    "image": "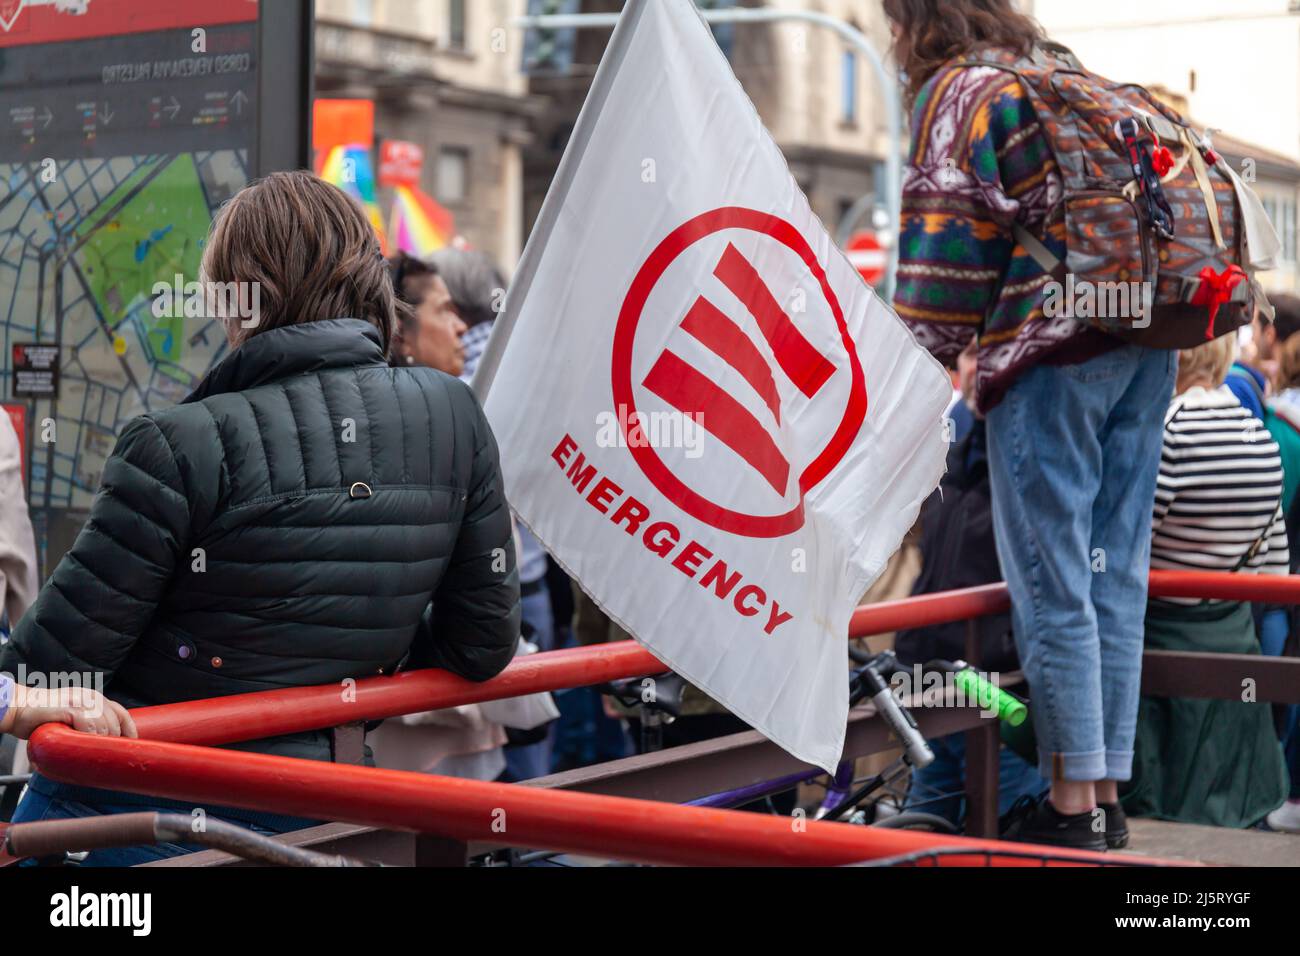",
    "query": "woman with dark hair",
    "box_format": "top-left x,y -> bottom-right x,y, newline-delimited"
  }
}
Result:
0,171 -> 521,864
389,252 -> 469,376
885,0 -> 1178,850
